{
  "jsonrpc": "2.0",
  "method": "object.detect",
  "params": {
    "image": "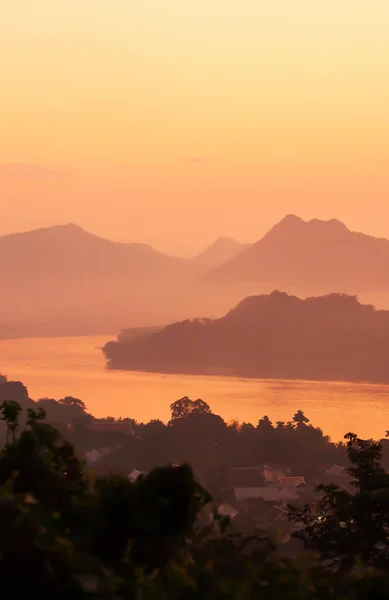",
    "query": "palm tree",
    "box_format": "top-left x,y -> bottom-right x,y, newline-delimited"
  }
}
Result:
0,400 -> 22,444
26,407 -> 46,428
